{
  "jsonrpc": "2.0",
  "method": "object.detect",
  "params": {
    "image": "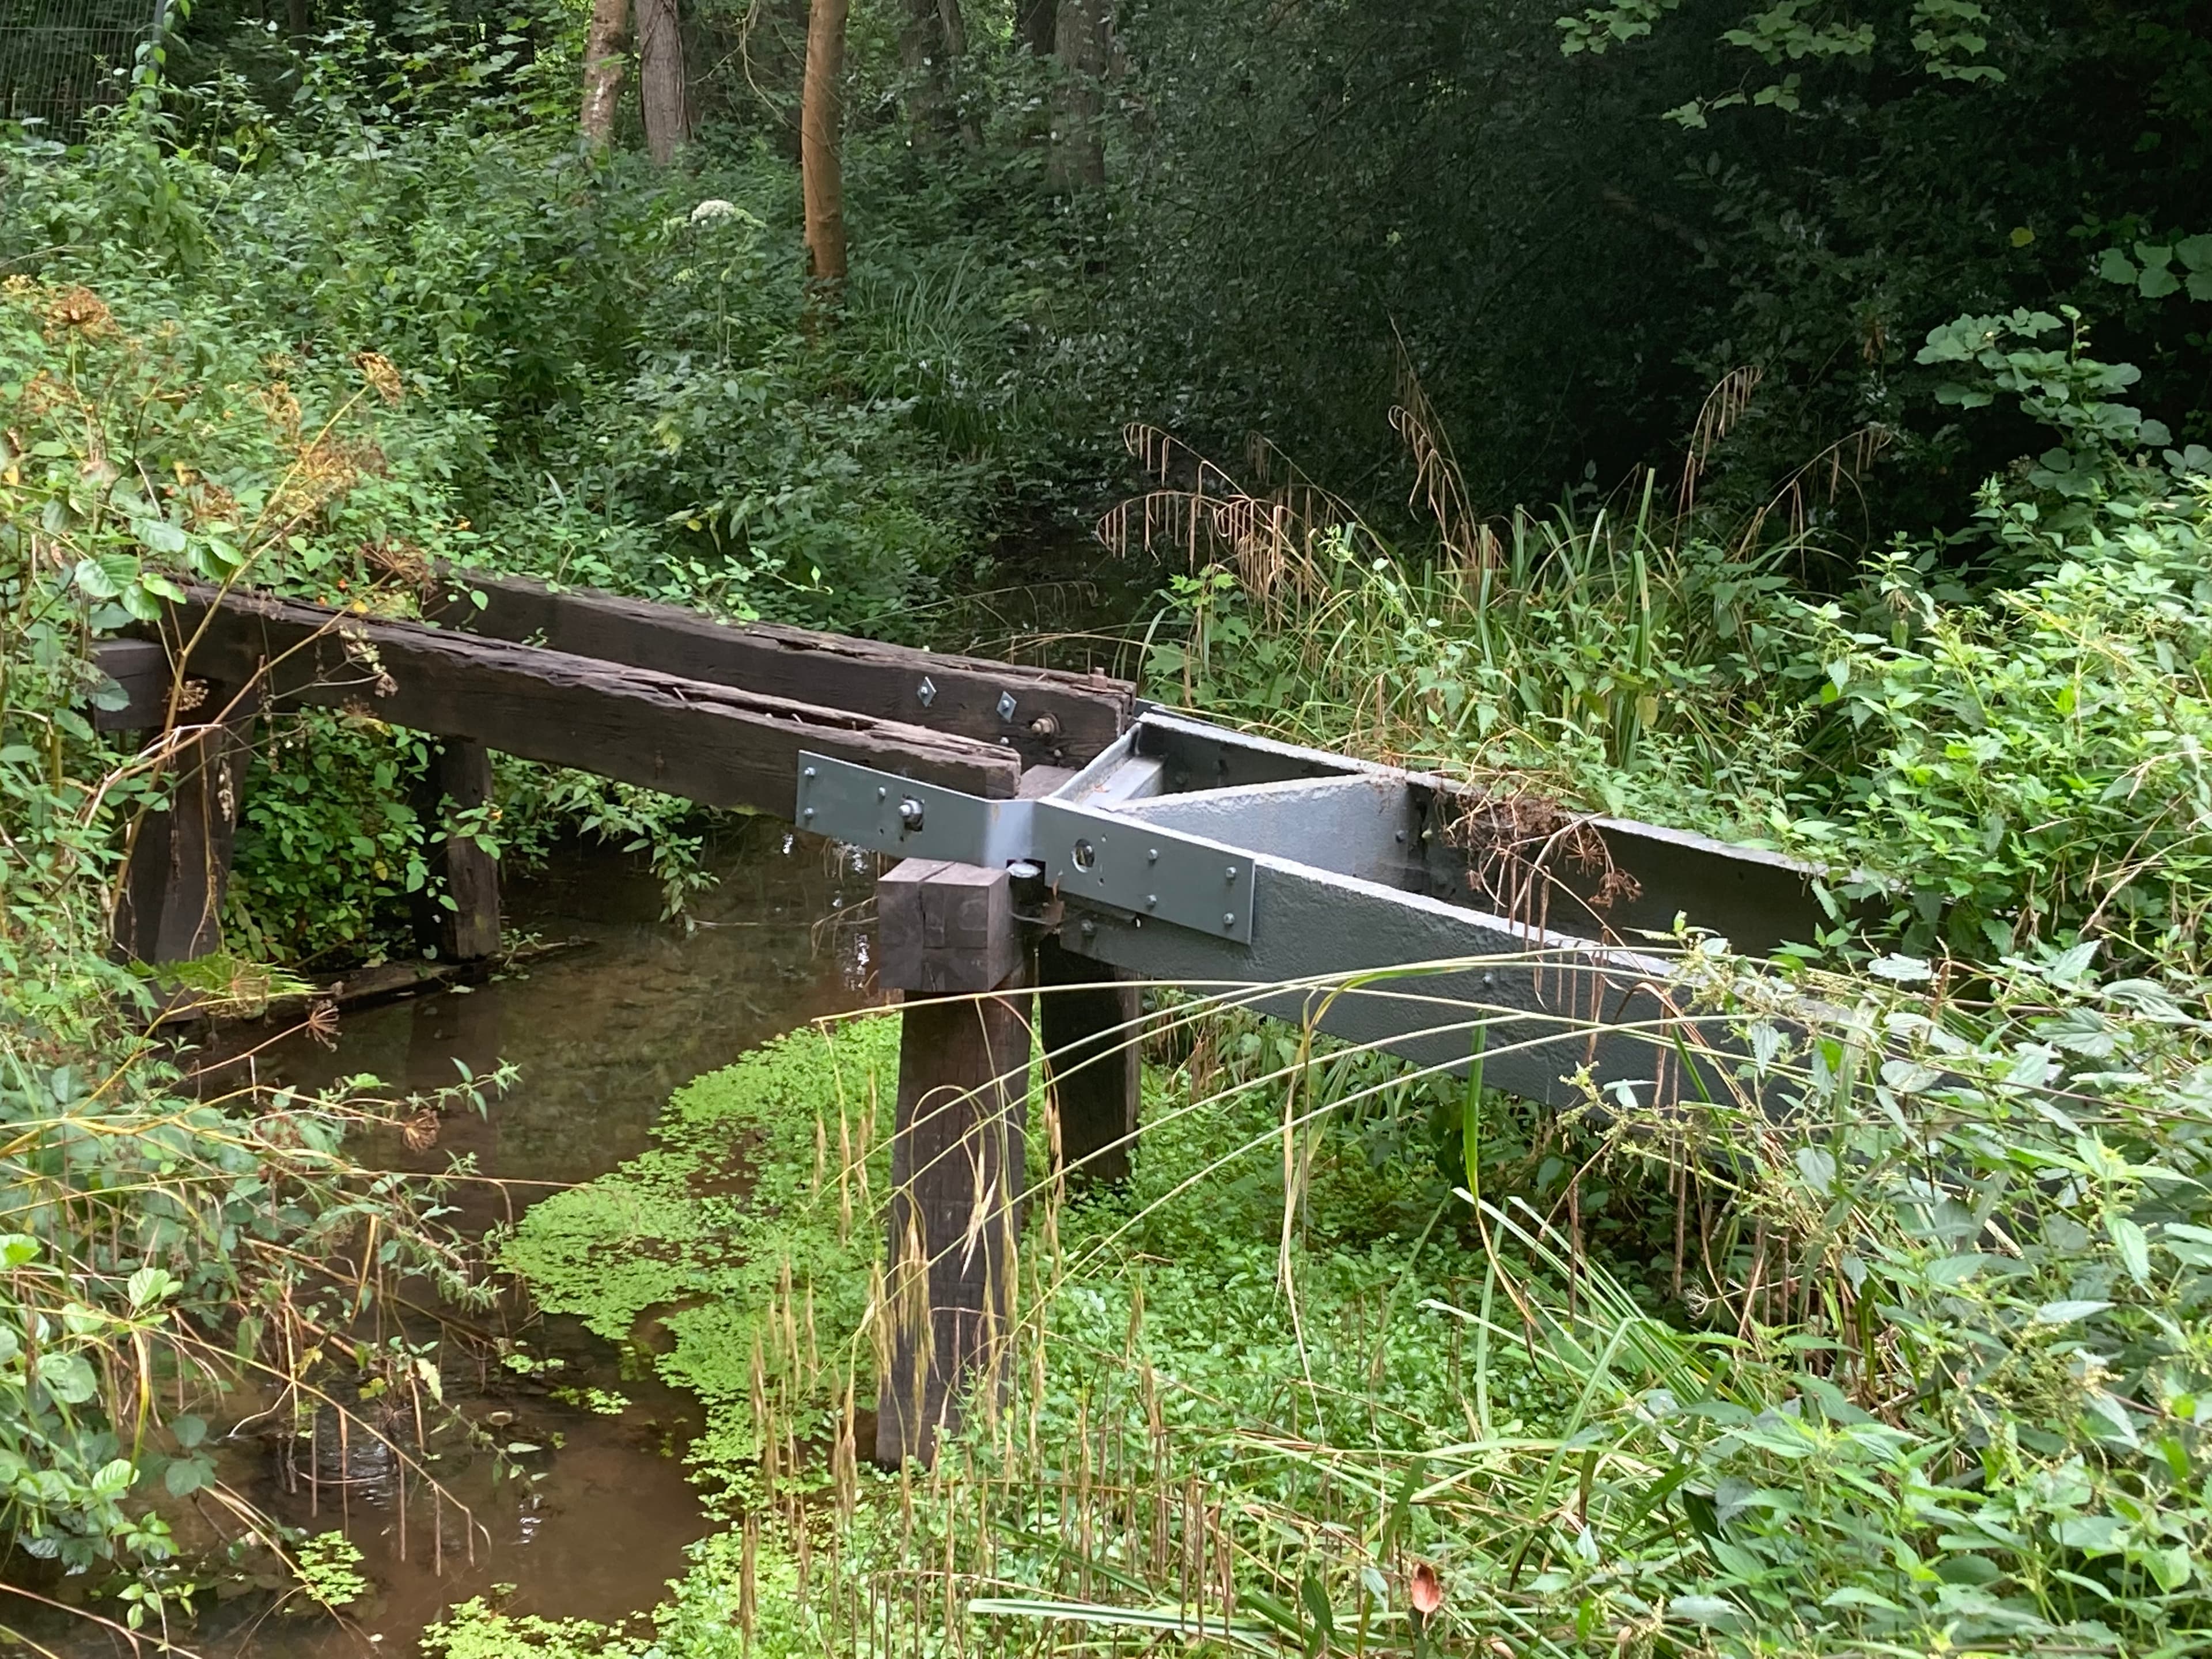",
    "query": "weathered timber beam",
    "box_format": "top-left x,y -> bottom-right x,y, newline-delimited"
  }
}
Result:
152,587 -> 1023,809
415,738 -> 502,961
90,639 -> 172,731
1037,933 -> 1141,1188
423,569 -> 1134,766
